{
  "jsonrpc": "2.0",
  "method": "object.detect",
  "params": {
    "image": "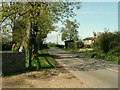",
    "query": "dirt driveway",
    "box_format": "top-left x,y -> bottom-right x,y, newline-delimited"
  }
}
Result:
2,65 -> 90,88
